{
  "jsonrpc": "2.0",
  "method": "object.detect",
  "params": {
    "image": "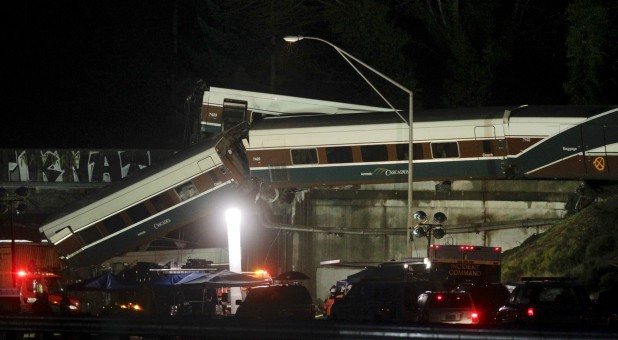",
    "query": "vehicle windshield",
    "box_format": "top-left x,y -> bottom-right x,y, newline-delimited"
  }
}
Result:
45,277 -> 64,295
